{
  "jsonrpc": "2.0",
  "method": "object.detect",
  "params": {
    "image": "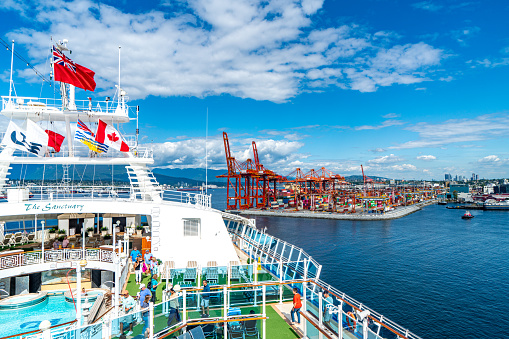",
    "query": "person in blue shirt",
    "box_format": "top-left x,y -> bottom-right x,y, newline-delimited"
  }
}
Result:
144,249 -> 153,265
201,280 -> 211,316
150,274 -> 160,303
139,283 -> 152,306
130,247 -> 141,263
322,290 -> 334,328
